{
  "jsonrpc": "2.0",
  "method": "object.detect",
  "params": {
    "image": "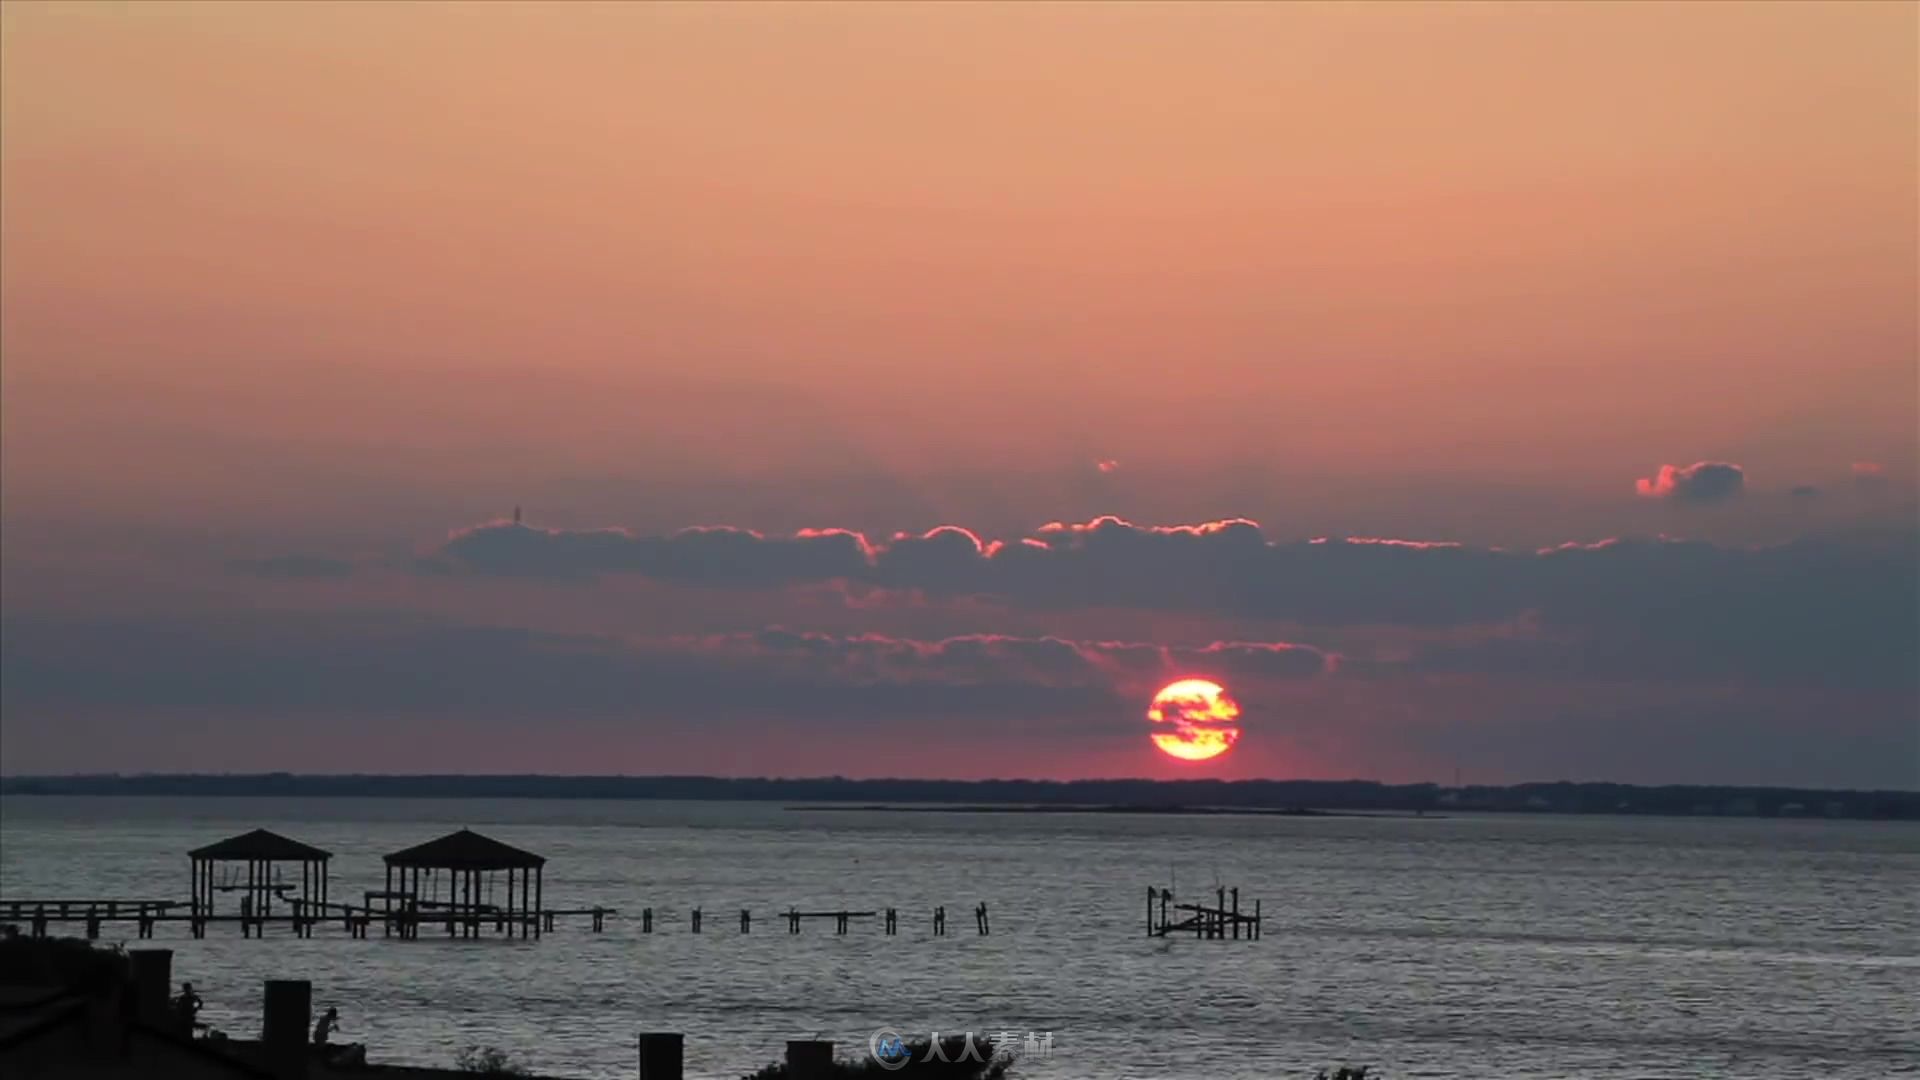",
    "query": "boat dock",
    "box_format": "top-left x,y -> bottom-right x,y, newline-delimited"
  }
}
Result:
1147,884 -> 1262,939
632,902 -> 989,935
0,826 -> 995,942
0,897 -> 617,939
0,897 -> 998,939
